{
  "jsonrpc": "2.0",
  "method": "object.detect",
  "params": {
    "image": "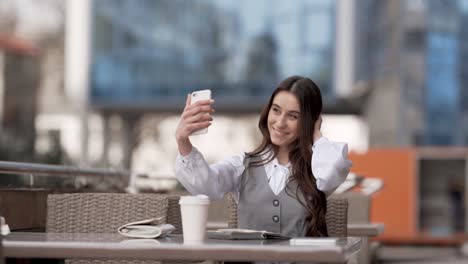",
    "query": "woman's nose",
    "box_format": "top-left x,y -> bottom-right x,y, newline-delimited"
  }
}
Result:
276,115 -> 287,127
